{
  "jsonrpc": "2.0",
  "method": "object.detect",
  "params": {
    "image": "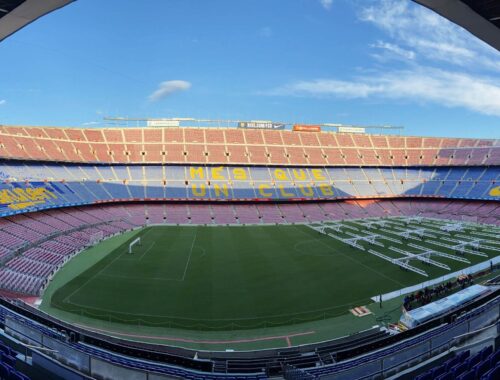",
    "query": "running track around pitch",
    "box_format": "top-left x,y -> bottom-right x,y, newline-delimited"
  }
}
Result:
75,324 -> 315,347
